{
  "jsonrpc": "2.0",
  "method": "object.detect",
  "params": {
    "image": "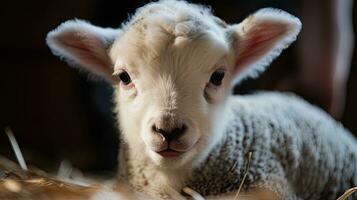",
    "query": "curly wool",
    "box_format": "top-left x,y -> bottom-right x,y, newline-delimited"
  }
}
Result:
186,92 -> 357,200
